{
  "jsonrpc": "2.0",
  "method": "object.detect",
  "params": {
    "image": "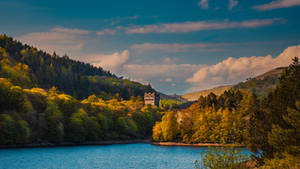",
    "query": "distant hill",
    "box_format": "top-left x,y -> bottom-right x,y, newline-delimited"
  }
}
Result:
159,92 -> 188,102
233,67 -> 286,97
182,85 -> 233,101
158,92 -> 189,110
0,35 -> 154,99
183,67 -> 286,101
253,67 -> 285,80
